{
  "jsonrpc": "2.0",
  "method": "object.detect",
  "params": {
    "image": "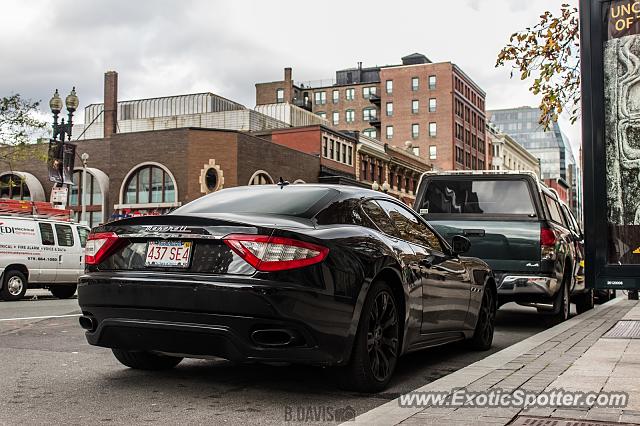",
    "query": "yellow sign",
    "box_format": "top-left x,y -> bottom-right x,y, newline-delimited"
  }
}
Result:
634,247 -> 640,254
